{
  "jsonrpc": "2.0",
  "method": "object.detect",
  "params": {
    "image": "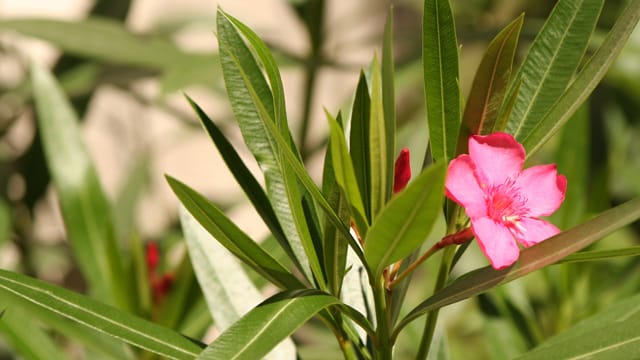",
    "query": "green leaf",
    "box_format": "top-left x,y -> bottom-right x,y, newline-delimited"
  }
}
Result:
349,72 -> 372,223
364,163 -> 446,277
185,95 -> 296,269
395,197 -> 640,336
1,289 -> 135,359
0,304 -> 68,360
322,116 -> 354,296
166,176 -> 304,290
113,154 -> 150,242
217,8 -> 322,285
197,290 -> 339,360
0,269 -> 203,360
179,207 -> 296,359
423,0 -> 461,163
557,246 -> 640,264
522,0 -> 640,156
506,0 -> 604,141
0,199 -> 10,249
516,293 -> 640,359
457,14 -> 524,154
31,63 -> 130,310
369,56 -> 389,218
551,104 -> 589,230
0,17 -> 219,91
327,112 -> 367,231
382,7 -> 396,199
